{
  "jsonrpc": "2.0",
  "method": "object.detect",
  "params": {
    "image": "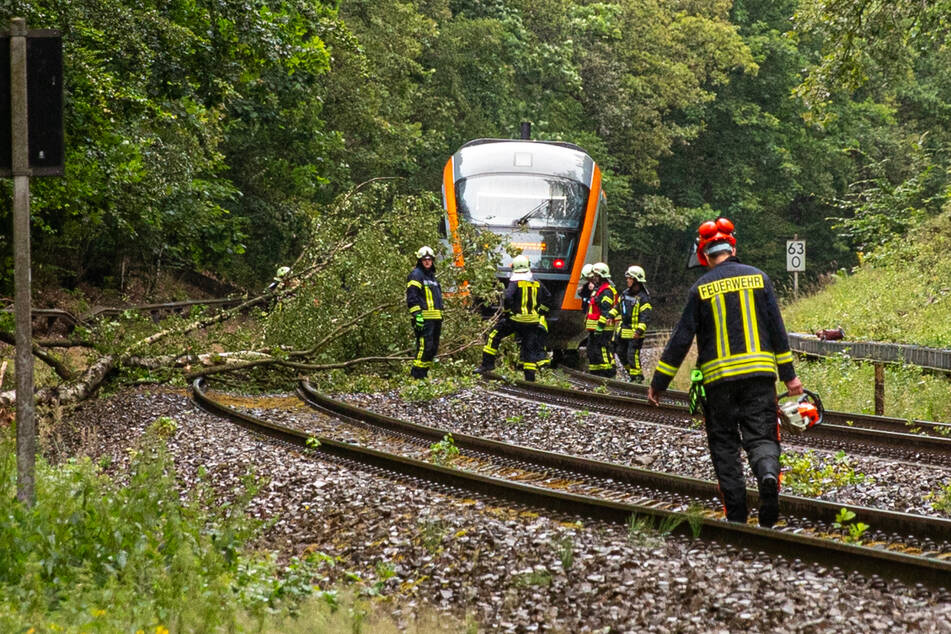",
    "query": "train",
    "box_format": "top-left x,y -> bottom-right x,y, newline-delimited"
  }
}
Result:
440,137 -> 608,360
